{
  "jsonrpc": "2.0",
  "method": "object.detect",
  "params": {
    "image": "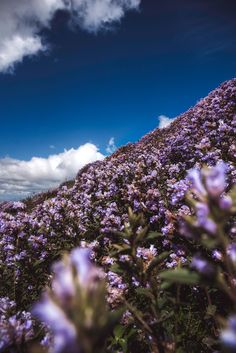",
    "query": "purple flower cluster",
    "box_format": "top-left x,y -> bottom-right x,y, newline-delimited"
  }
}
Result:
0,297 -> 34,352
